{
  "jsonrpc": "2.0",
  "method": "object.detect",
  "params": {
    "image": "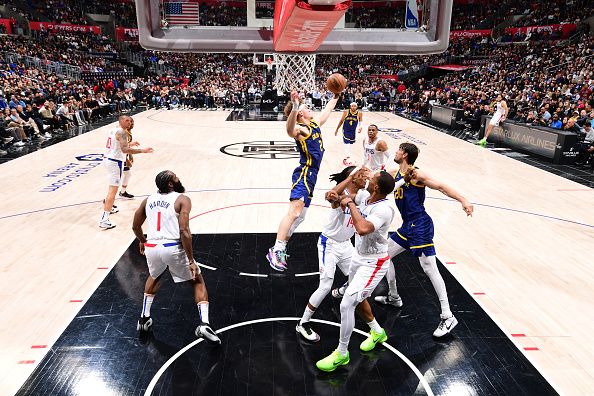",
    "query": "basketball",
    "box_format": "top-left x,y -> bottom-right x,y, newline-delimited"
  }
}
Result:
326,73 -> 347,94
